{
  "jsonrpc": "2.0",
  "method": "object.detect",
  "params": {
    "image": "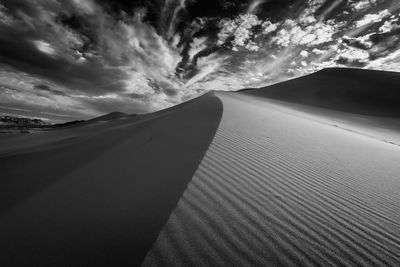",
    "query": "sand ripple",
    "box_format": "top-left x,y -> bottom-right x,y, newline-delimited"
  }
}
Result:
143,93 -> 400,266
